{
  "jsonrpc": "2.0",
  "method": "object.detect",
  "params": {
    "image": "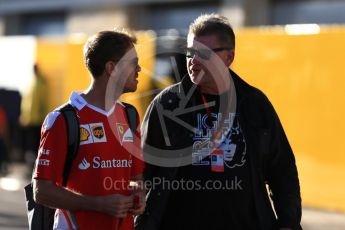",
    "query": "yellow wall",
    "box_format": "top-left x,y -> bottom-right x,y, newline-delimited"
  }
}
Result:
36,37 -> 67,110
233,26 -> 345,212
64,35 -> 91,101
